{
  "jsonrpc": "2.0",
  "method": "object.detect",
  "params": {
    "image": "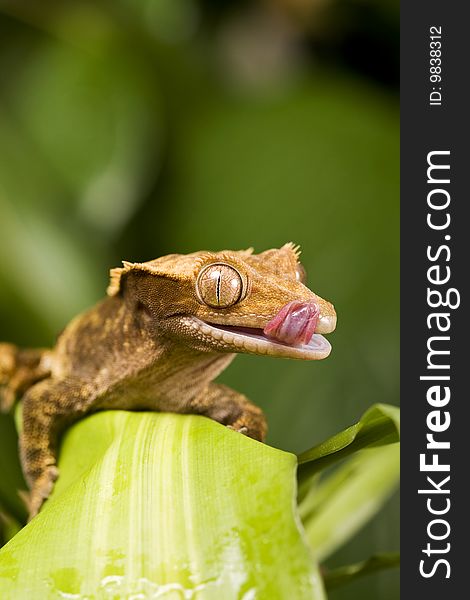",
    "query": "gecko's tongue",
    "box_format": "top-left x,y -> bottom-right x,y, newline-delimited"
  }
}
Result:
263,300 -> 320,346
